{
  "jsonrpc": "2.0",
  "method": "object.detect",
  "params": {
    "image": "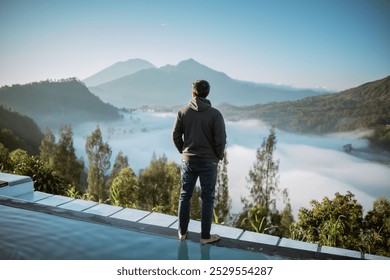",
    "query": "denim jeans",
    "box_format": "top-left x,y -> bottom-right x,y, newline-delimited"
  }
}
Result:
178,160 -> 218,239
